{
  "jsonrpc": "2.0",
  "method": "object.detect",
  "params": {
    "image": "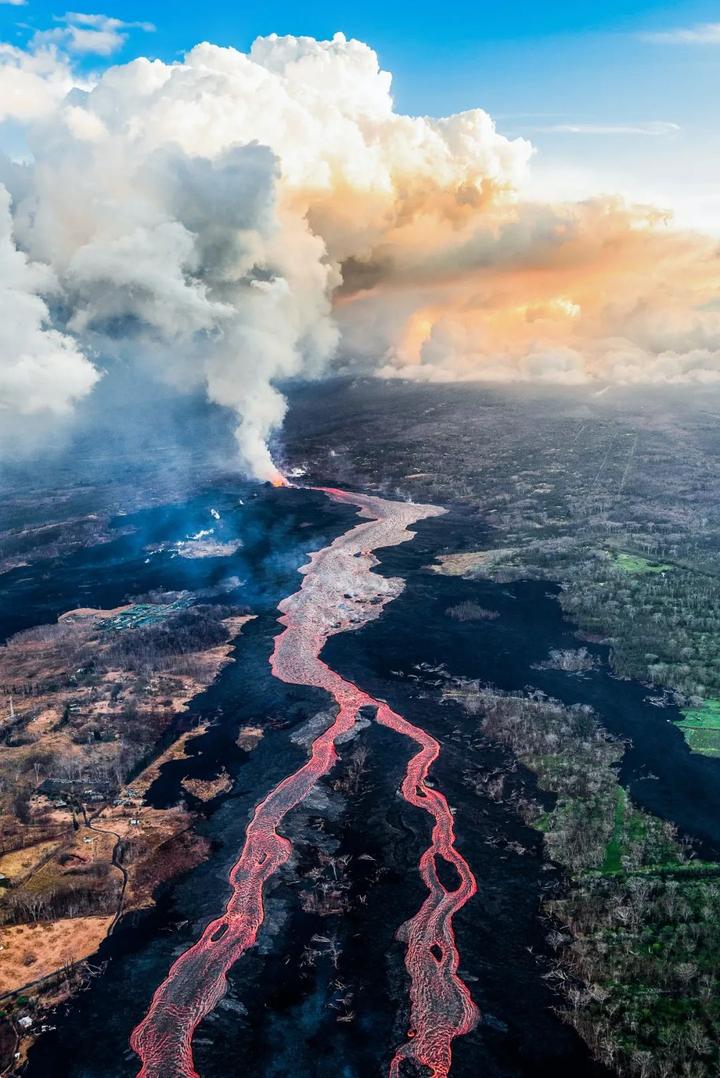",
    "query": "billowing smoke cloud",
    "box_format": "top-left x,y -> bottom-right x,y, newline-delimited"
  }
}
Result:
2,28 -> 720,476
337,196 -> 720,385
0,184 -> 99,413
